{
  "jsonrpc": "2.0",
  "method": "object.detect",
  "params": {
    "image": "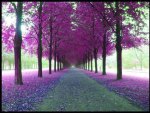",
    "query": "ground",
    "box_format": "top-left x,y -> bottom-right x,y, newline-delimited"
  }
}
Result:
2,68 -> 149,111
